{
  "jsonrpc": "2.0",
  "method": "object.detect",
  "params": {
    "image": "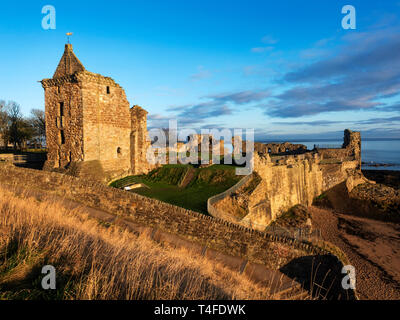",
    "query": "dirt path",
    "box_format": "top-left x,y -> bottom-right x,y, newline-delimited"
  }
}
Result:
311,206 -> 400,300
